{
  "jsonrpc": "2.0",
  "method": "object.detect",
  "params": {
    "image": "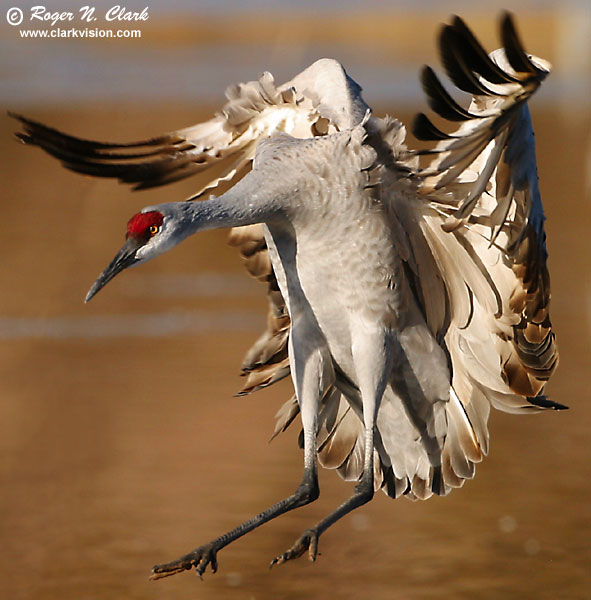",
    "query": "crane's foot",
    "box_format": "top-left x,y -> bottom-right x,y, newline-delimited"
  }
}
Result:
150,542 -> 219,580
269,528 -> 320,568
